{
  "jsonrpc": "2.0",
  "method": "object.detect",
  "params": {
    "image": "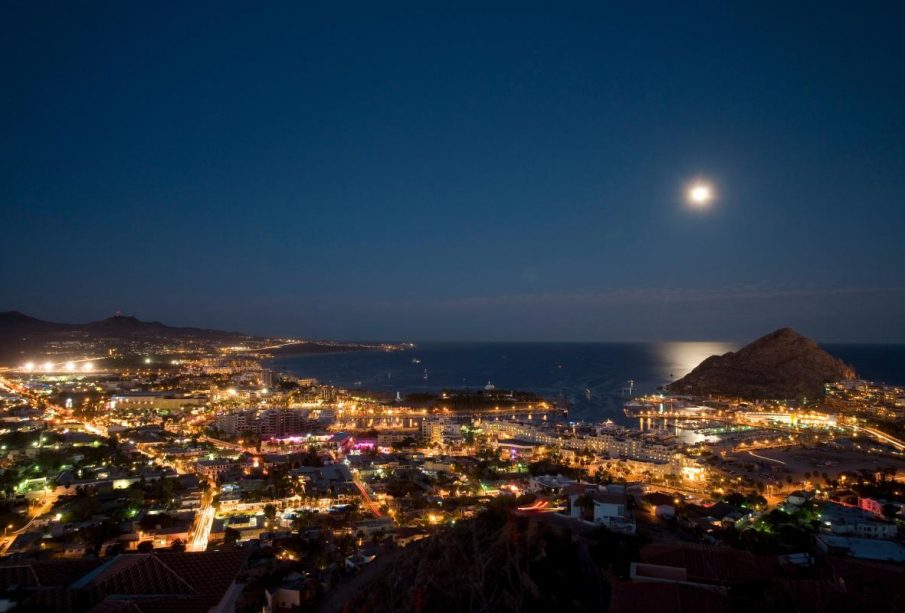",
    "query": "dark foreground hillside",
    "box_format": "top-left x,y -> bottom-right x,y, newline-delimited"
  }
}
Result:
343,506 -> 621,612
338,504 -> 905,613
